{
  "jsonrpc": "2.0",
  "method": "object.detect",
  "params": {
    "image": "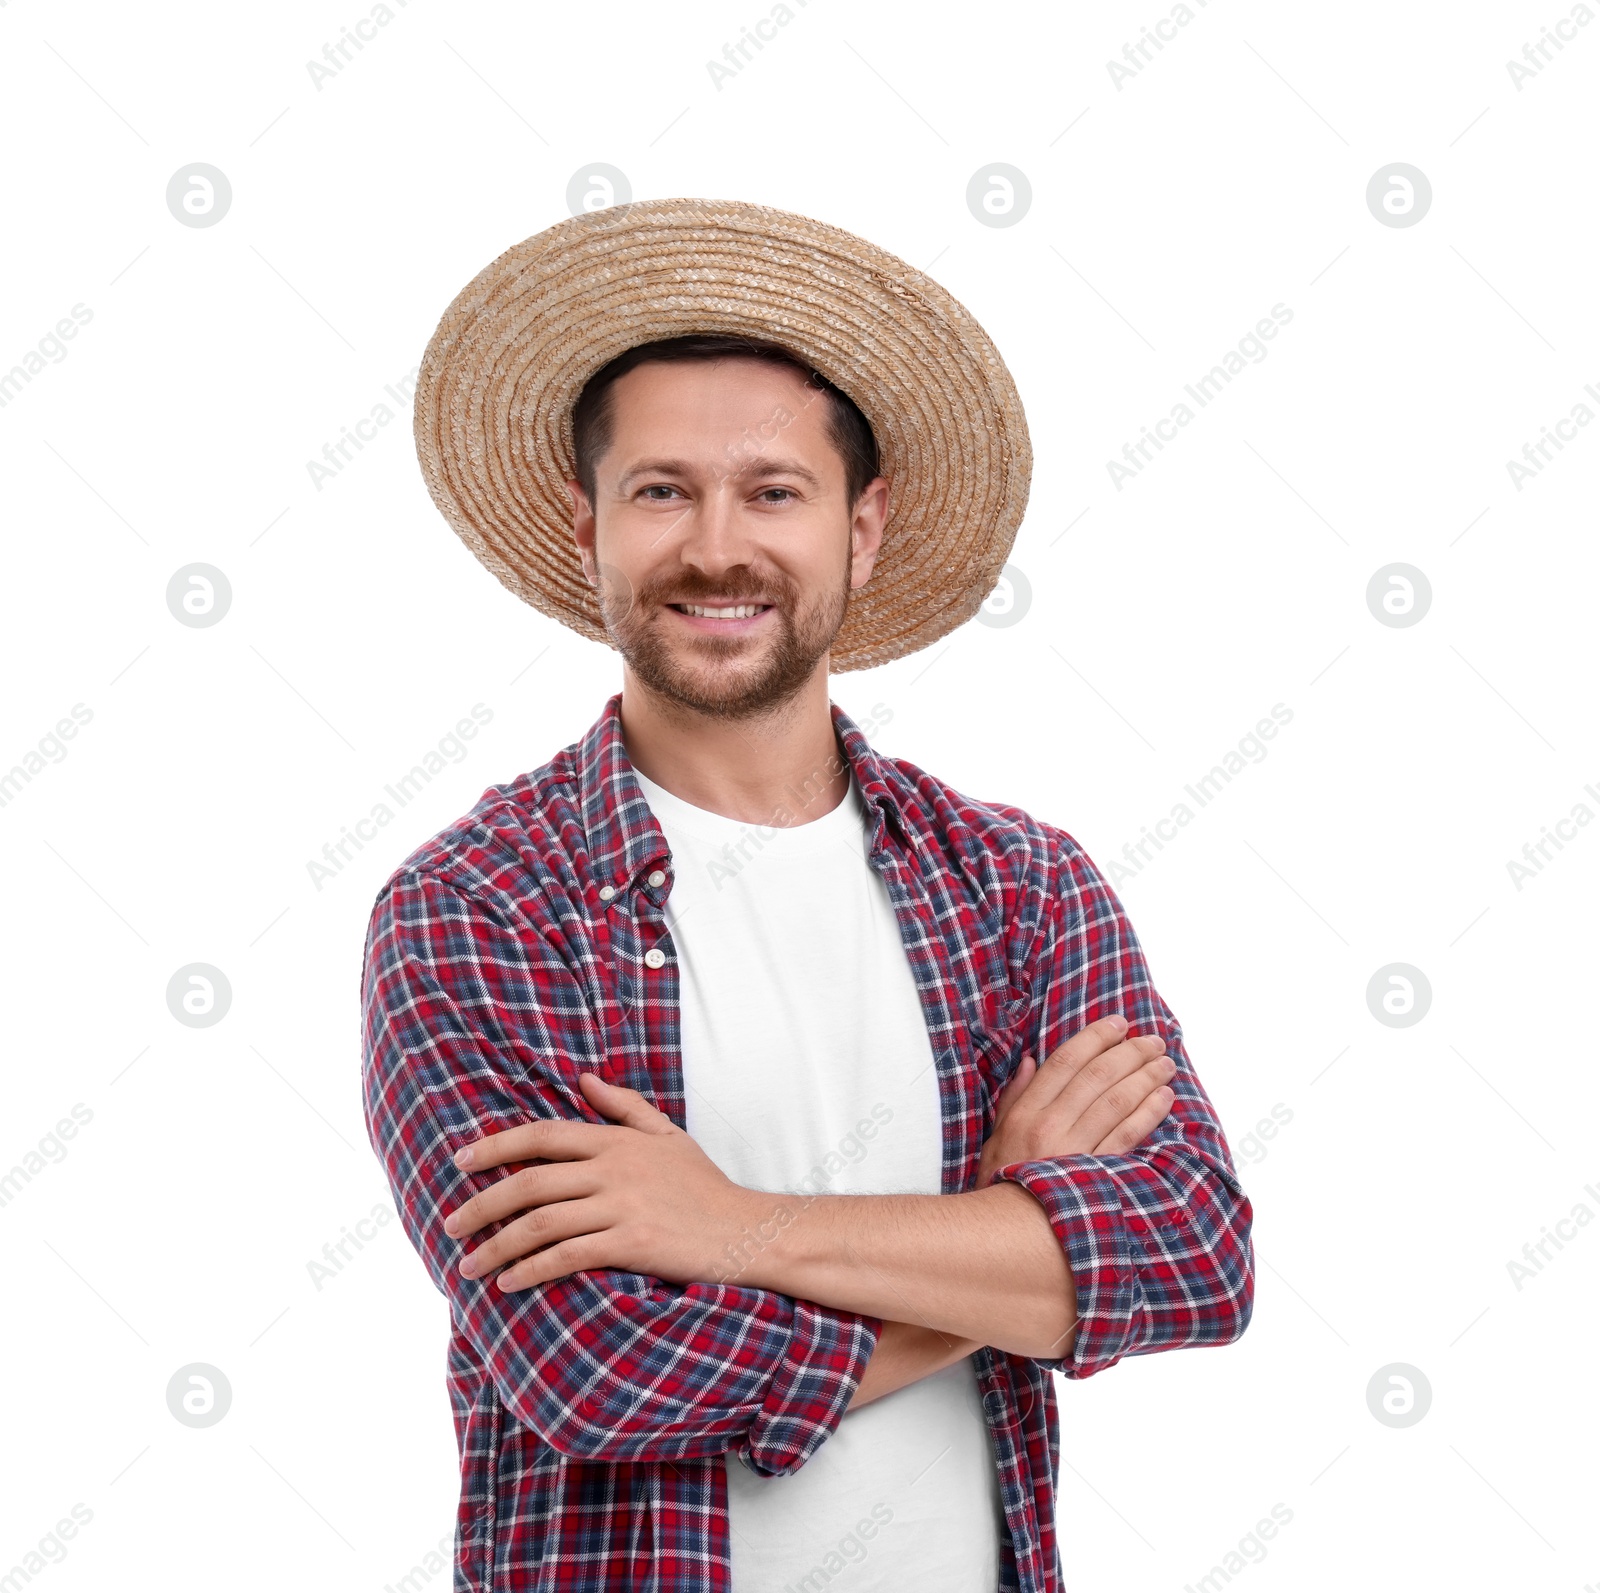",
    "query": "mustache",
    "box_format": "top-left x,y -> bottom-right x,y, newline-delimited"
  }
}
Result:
645,580 -> 791,606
